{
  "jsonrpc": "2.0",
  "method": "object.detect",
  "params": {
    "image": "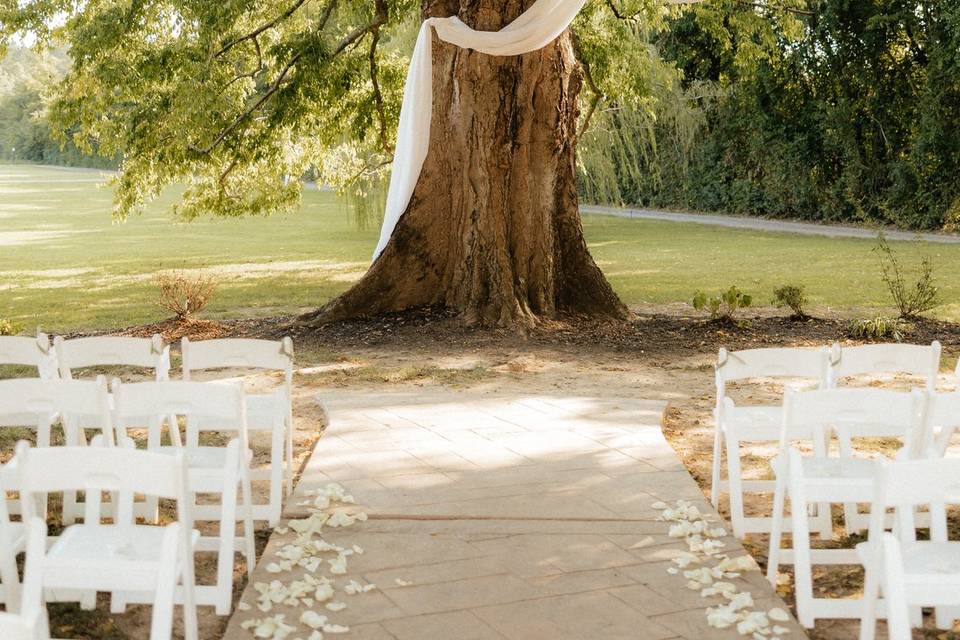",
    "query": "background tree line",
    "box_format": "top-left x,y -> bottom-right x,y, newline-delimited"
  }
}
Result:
0,47 -> 117,168
3,1 -> 959,232
578,0 -> 960,231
